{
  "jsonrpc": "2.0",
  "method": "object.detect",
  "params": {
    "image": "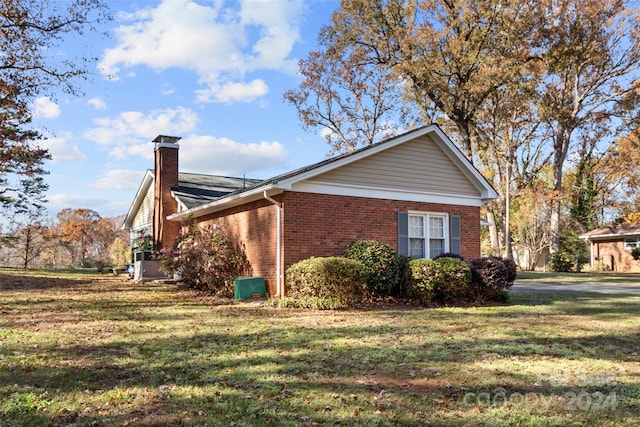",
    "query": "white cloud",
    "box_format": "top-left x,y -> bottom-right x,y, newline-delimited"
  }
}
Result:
46,193 -> 109,214
99,0 -> 303,103
32,97 -> 60,119
87,97 -> 107,110
195,79 -> 268,103
43,133 -> 87,163
160,82 -> 175,96
83,106 -> 198,147
179,134 -> 288,176
90,169 -> 146,190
